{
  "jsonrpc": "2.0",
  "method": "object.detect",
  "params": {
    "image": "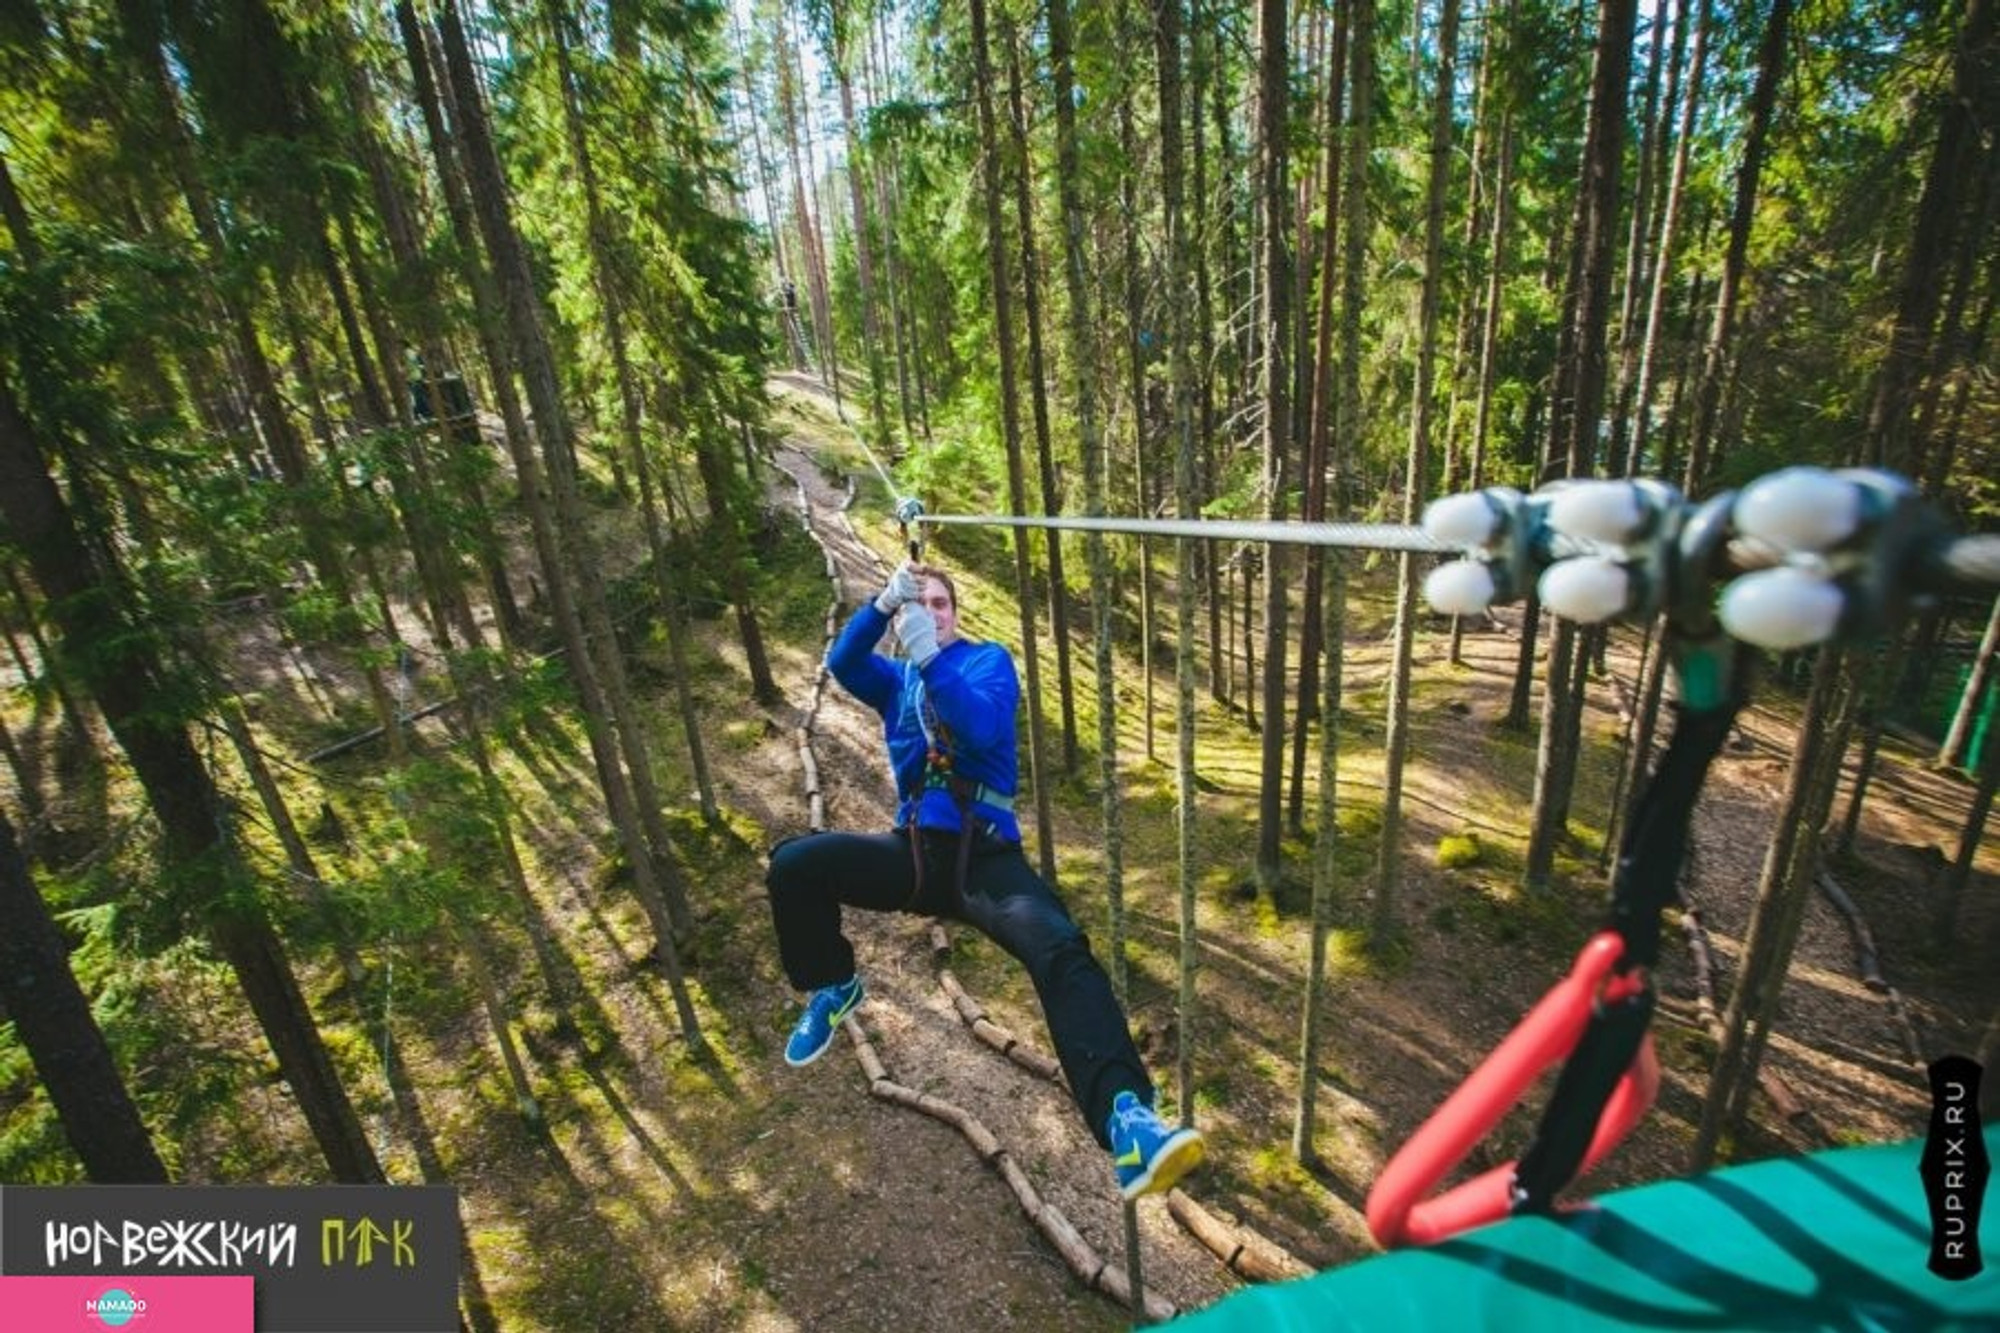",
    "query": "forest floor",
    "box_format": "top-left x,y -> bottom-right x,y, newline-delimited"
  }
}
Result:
7,376 -> 1994,1331
630,374 -> 1997,1329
